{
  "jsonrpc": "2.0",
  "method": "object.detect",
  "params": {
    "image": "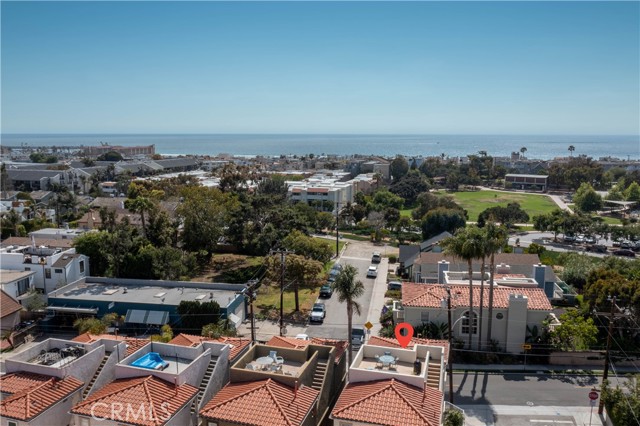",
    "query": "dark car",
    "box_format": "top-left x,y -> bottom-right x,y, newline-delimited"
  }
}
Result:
586,244 -> 607,253
320,284 -> 333,298
613,249 -> 636,258
387,281 -> 402,291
